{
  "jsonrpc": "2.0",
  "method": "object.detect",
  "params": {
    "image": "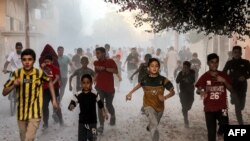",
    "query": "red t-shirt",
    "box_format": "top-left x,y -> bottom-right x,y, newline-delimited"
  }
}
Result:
94,59 -> 117,93
195,71 -> 231,112
43,64 -> 60,89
